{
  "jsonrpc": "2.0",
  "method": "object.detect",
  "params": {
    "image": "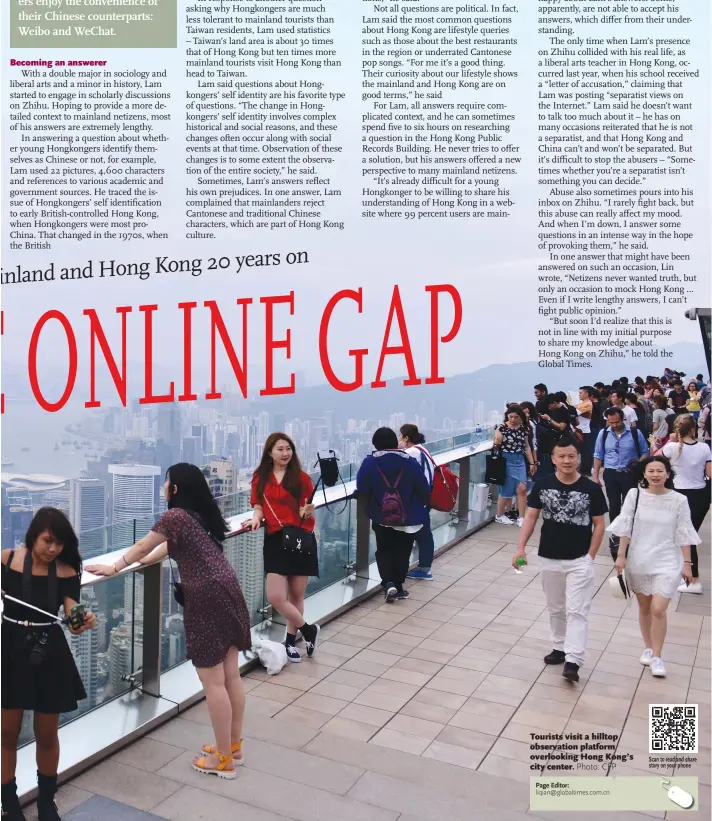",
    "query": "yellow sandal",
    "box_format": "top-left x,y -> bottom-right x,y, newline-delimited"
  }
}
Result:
191,751 -> 236,779
199,738 -> 244,764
